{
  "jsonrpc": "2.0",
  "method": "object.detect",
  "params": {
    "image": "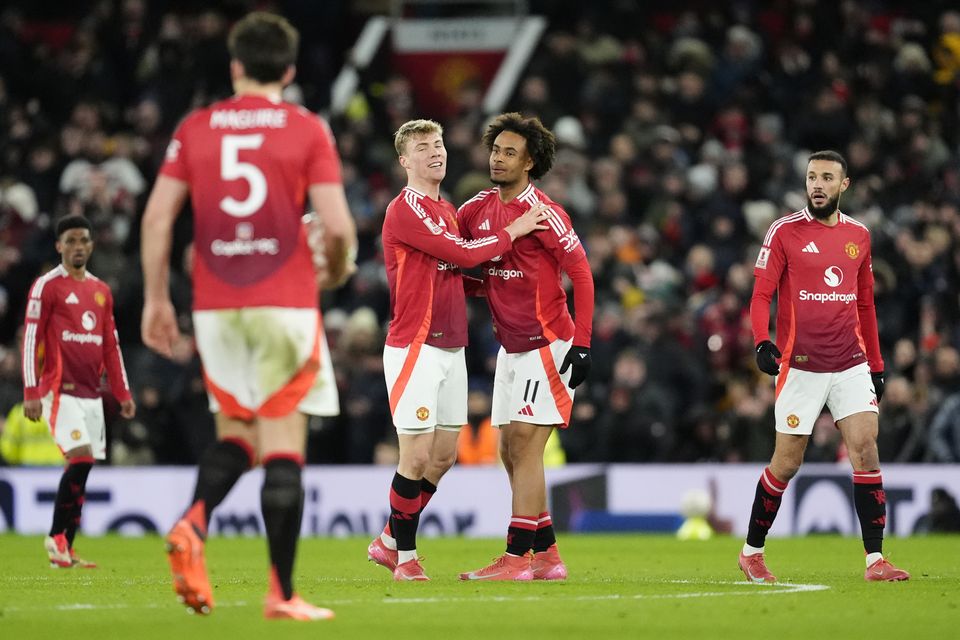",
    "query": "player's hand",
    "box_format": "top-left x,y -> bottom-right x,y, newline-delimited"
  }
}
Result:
505,202 -> 550,240
559,345 -> 591,389
871,371 -> 885,402
120,398 -> 137,419
303,212 -> 332,287
462,274 -> 486,297
322,258 -> 357,290
755,340 -> 781,376
23,399 -> 42,421
141,298 -> 180,358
